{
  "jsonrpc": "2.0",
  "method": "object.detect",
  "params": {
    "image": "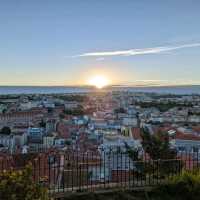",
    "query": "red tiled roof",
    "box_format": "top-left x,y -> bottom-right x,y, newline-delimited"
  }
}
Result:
192,126 -> 200,133
56,123 -> 71,139
156,126 -> 200,141
131,128 -> 142,140
174,131 -> 200,141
